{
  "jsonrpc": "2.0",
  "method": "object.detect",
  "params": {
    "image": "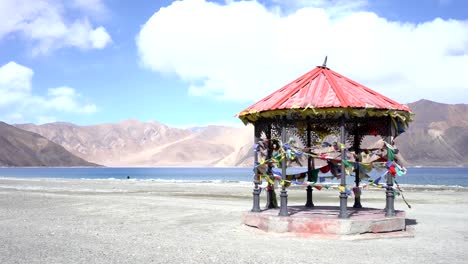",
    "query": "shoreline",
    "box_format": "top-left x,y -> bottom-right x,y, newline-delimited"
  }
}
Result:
1,165 -> 468,168
1,176 -> 468,191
